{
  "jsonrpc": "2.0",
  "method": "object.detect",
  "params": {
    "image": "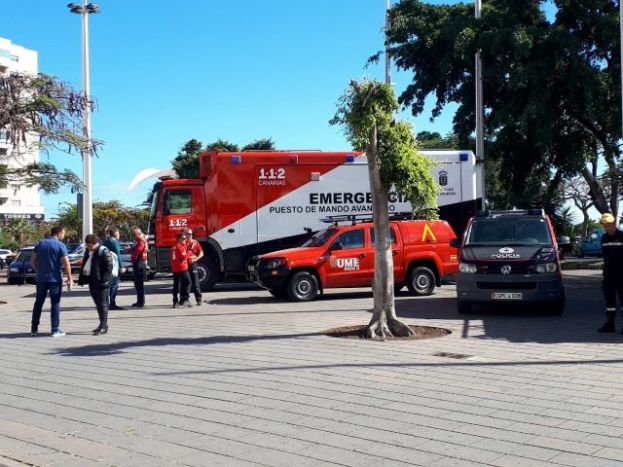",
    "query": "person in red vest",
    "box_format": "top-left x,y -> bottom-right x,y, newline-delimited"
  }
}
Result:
130,227 -> 149,308
171,232 -> 192,308
185,229 -> 204,306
